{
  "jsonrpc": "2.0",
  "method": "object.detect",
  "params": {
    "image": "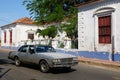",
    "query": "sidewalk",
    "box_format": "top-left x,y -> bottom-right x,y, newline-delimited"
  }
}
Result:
78,56 -> 120,69
0,48 -> 14,53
